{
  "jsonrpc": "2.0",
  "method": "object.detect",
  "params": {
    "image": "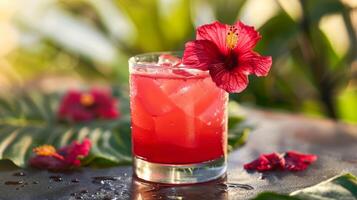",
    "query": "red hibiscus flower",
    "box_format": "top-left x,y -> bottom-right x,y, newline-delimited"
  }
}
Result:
244,151 -> 317,172
183,21 -> 272,93
58,88 -> 120,122
29,138 -> 91,171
